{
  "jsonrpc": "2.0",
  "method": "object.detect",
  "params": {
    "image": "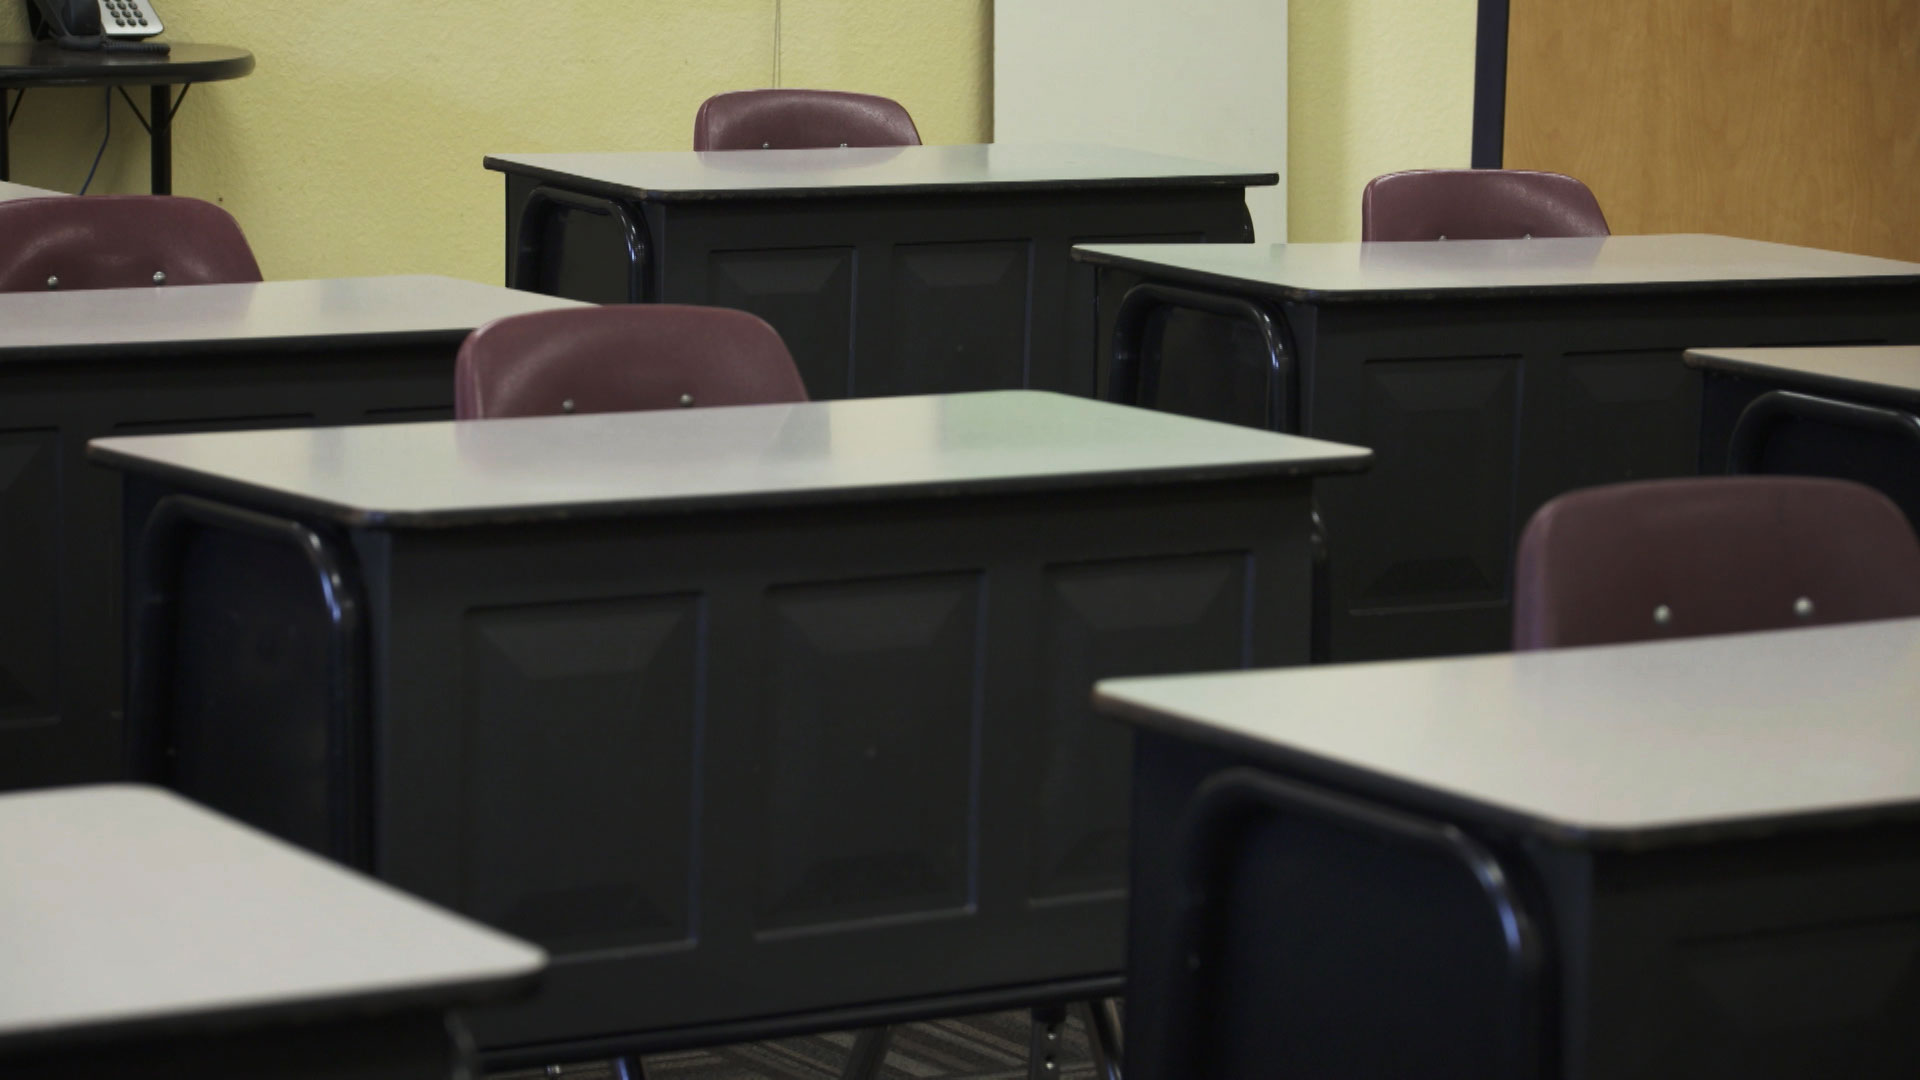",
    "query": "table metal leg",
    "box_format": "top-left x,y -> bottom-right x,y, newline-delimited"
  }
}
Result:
1,89 -> 11,181
149,84 -> 171,194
